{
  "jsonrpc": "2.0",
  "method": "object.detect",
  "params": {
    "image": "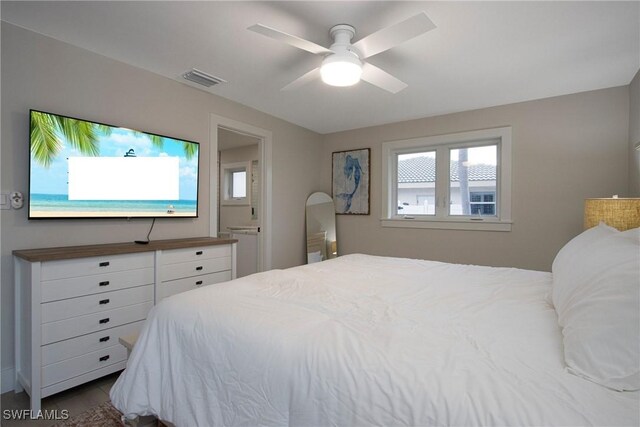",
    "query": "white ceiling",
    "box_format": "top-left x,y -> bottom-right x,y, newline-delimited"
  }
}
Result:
2,1 -> 638,134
